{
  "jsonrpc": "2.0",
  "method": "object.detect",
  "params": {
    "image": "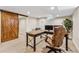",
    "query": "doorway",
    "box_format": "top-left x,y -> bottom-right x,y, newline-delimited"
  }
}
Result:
19,16 -> 27,40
